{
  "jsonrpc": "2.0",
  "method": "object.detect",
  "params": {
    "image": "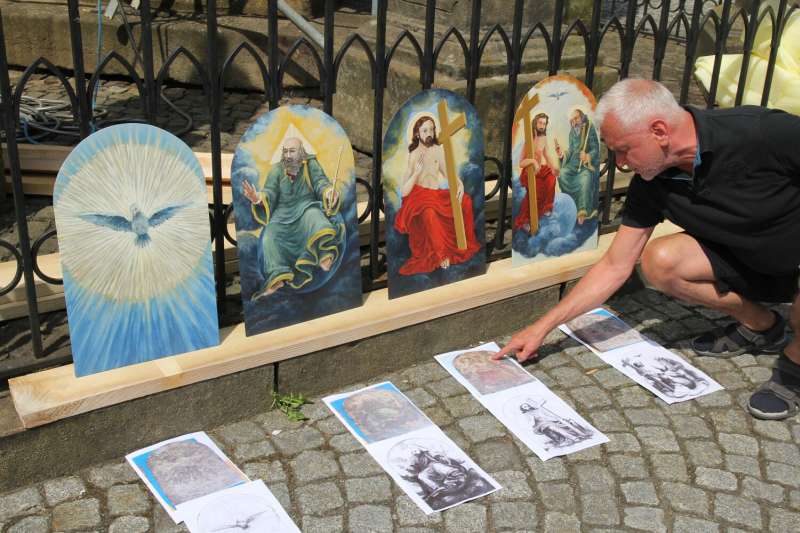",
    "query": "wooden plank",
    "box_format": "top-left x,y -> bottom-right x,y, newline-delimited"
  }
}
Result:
8,221 -> 681,428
